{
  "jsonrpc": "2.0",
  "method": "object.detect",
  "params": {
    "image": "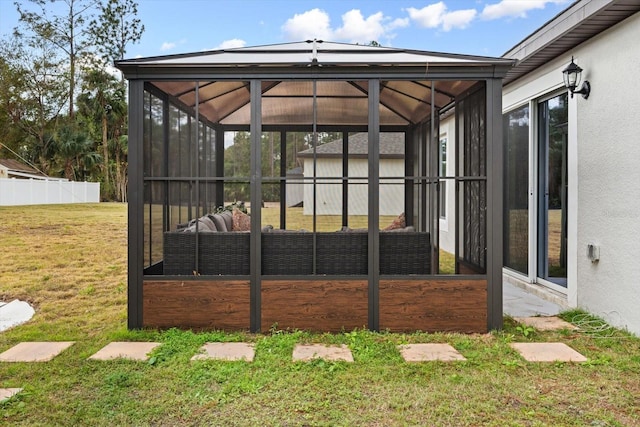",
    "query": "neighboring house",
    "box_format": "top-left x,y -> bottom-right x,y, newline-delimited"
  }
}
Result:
501,0 -> 640,335
285,167 -> 304,207
0,159 -> 52,180
297,132 -> 405,216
